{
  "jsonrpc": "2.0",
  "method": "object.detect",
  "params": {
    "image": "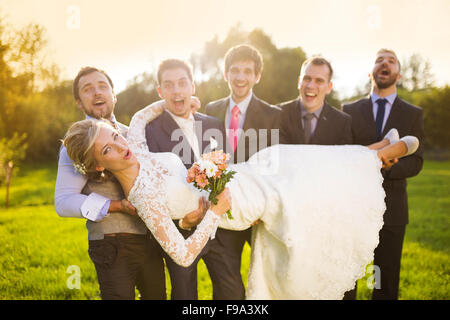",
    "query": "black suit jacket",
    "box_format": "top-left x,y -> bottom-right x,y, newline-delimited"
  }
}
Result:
343,96 -> 424,226
205,94 -> 281,163
279,98 -> 353,145
145,110 -> 227,170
